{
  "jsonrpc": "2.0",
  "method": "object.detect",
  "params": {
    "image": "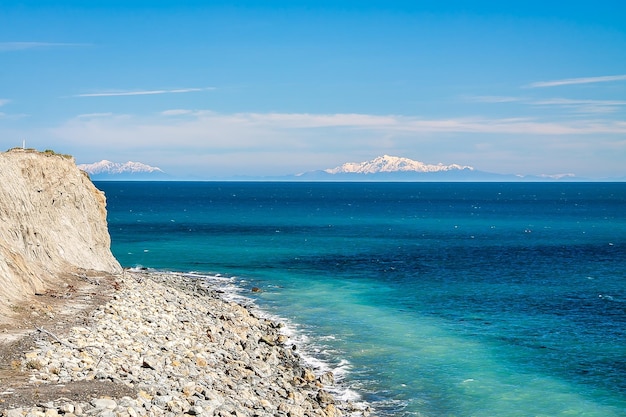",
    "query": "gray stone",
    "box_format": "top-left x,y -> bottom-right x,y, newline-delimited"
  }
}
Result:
91,398 -> 117,410
39,402 -> 55,409
12,271 -> 370,417
316,389 -> 335,405
187,405 -> 203,415
318,371 -> 334,385
152,395 -> 173,408
5,408 -> 24,417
